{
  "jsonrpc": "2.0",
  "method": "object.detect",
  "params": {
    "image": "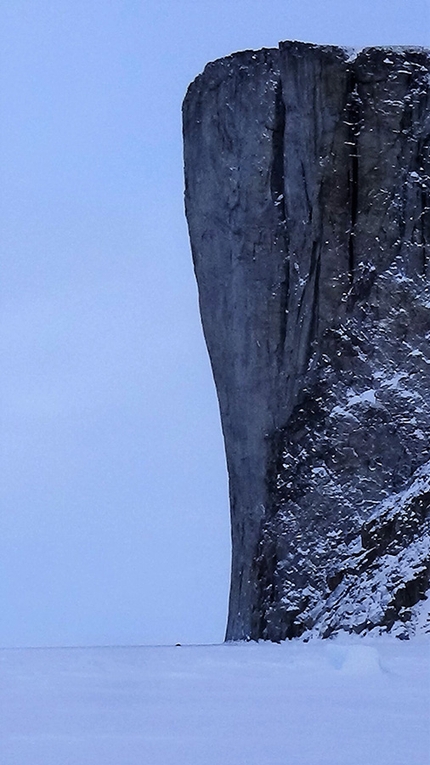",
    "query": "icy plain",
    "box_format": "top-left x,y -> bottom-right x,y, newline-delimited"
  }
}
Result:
0,637 -> 428,765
